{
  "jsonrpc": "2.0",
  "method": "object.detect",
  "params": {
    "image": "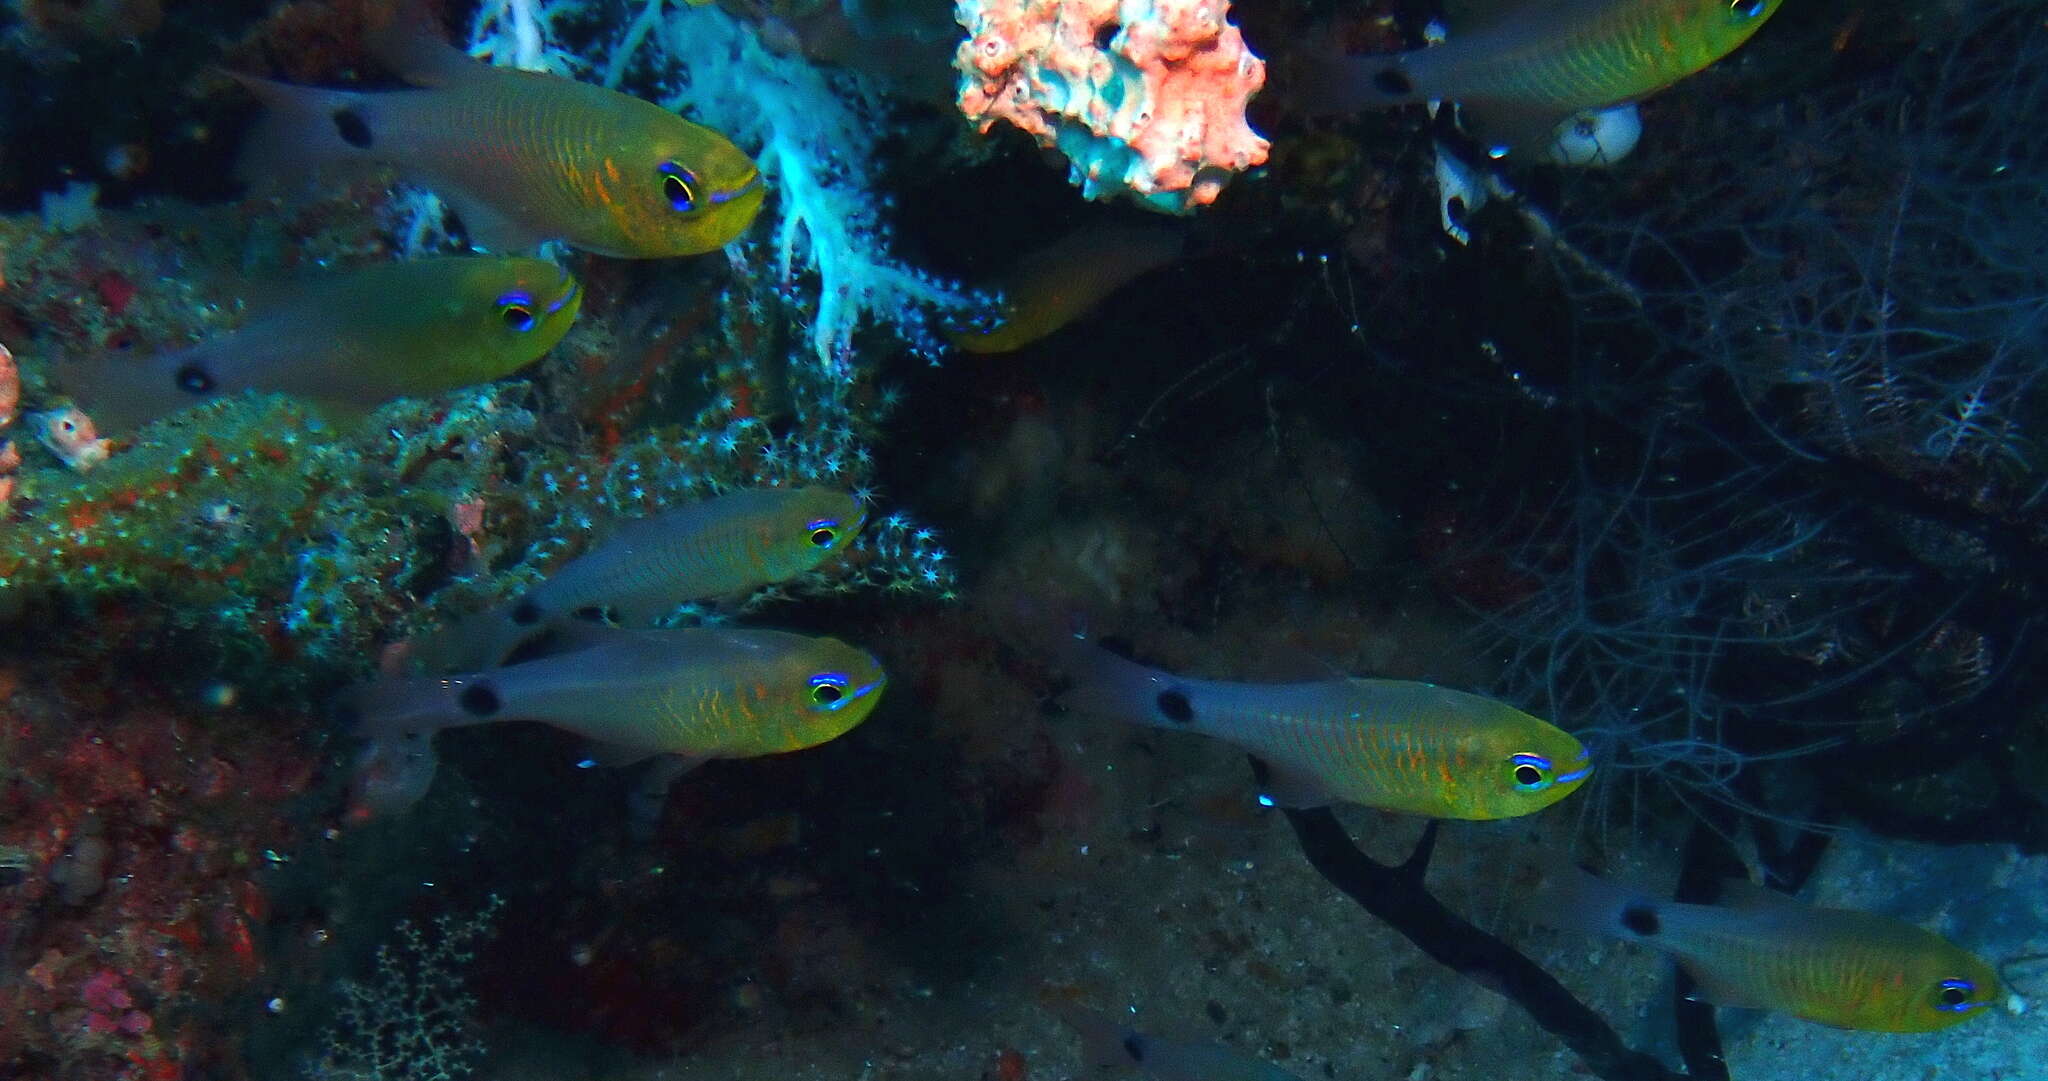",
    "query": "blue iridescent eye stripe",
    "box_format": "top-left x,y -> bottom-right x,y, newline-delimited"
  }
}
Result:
1512,753 -> 1553,770
807,518 -> 840,531
545,280 -> 579,315
1937,979 -> 1979,1012
709,173 -> 763,205
496,291 -> 534,308
1554,763 -> 1595,784
809,672 -> 849,688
